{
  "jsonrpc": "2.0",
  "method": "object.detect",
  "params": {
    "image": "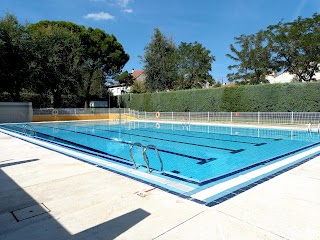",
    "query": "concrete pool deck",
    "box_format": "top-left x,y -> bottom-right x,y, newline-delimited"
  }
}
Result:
1,132 -> 320,240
